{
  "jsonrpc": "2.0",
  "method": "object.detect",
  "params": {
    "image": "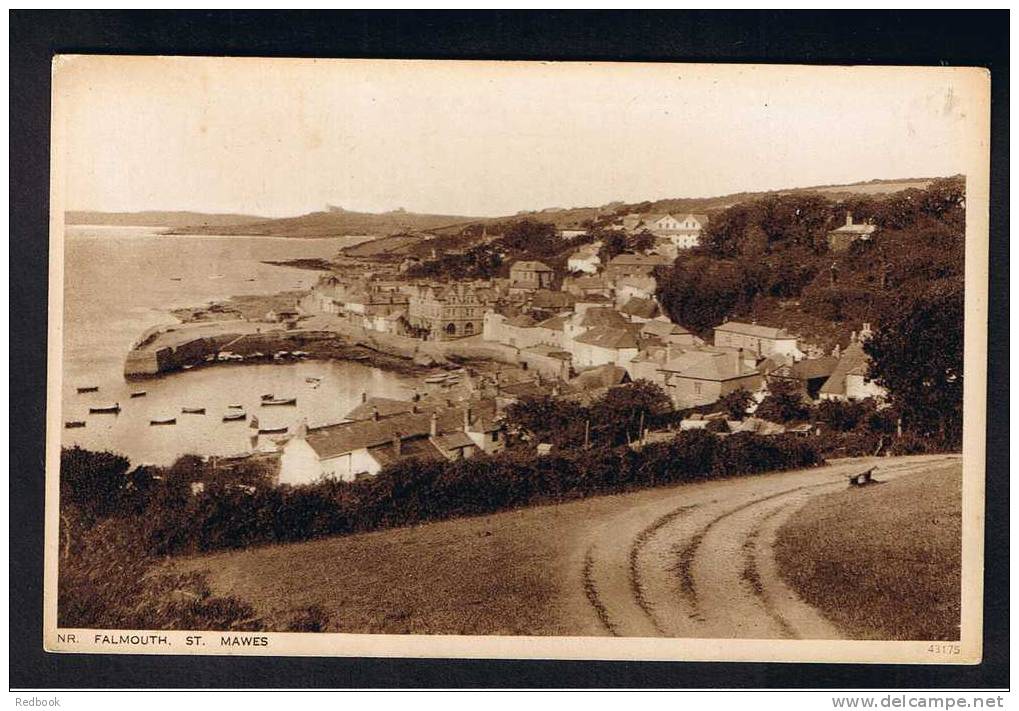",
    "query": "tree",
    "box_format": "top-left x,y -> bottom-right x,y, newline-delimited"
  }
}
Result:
502,395 -> 589,448
60,446 -> 130,523
628,230 -> 656,252
591,380 -> 673,445
717,388 -> 753,420
656,257 -> 761,333
865,282 -> 963,447
599,232 -> 629,262
755,379 -> 810,423
500,219 -> 559,254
